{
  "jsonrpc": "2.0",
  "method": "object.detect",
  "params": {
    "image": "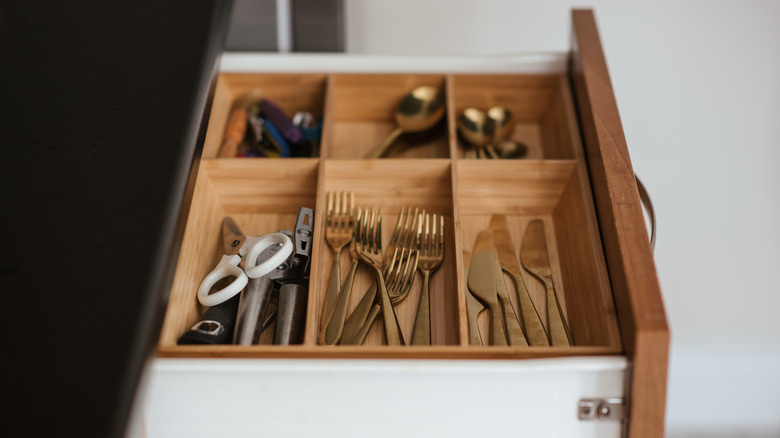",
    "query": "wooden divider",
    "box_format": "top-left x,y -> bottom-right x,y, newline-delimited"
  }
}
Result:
158,70 -> 623,358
